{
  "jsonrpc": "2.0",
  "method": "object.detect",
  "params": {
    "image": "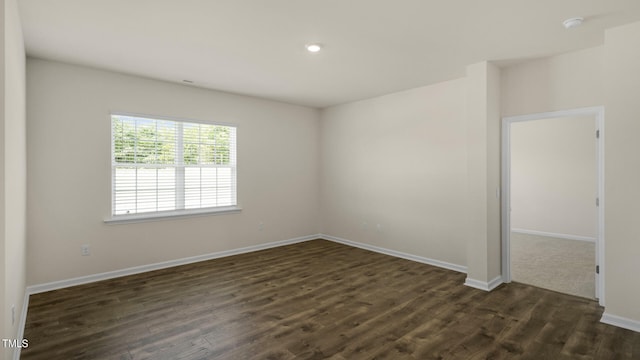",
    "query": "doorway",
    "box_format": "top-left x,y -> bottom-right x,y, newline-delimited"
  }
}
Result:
501,107 -> 604,305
